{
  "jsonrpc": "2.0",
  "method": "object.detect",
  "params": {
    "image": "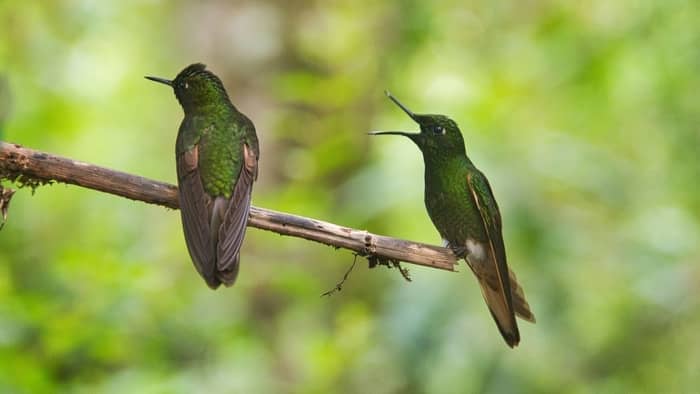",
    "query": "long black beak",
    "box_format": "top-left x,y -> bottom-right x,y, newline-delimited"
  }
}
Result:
145,76 -> 173,86
385,90 -> 417,122
369,91 -> 420,138
367,131 -> 414,137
